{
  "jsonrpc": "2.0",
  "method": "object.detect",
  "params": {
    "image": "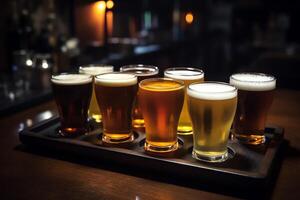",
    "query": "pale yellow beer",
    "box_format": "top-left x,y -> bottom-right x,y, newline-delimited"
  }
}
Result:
187,82 -> 237,162
120,65 -> 159,130
79,65 -> 114,122
139,78 -> 184,153
95,72 -> 137,143
164,67 -> 204,135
